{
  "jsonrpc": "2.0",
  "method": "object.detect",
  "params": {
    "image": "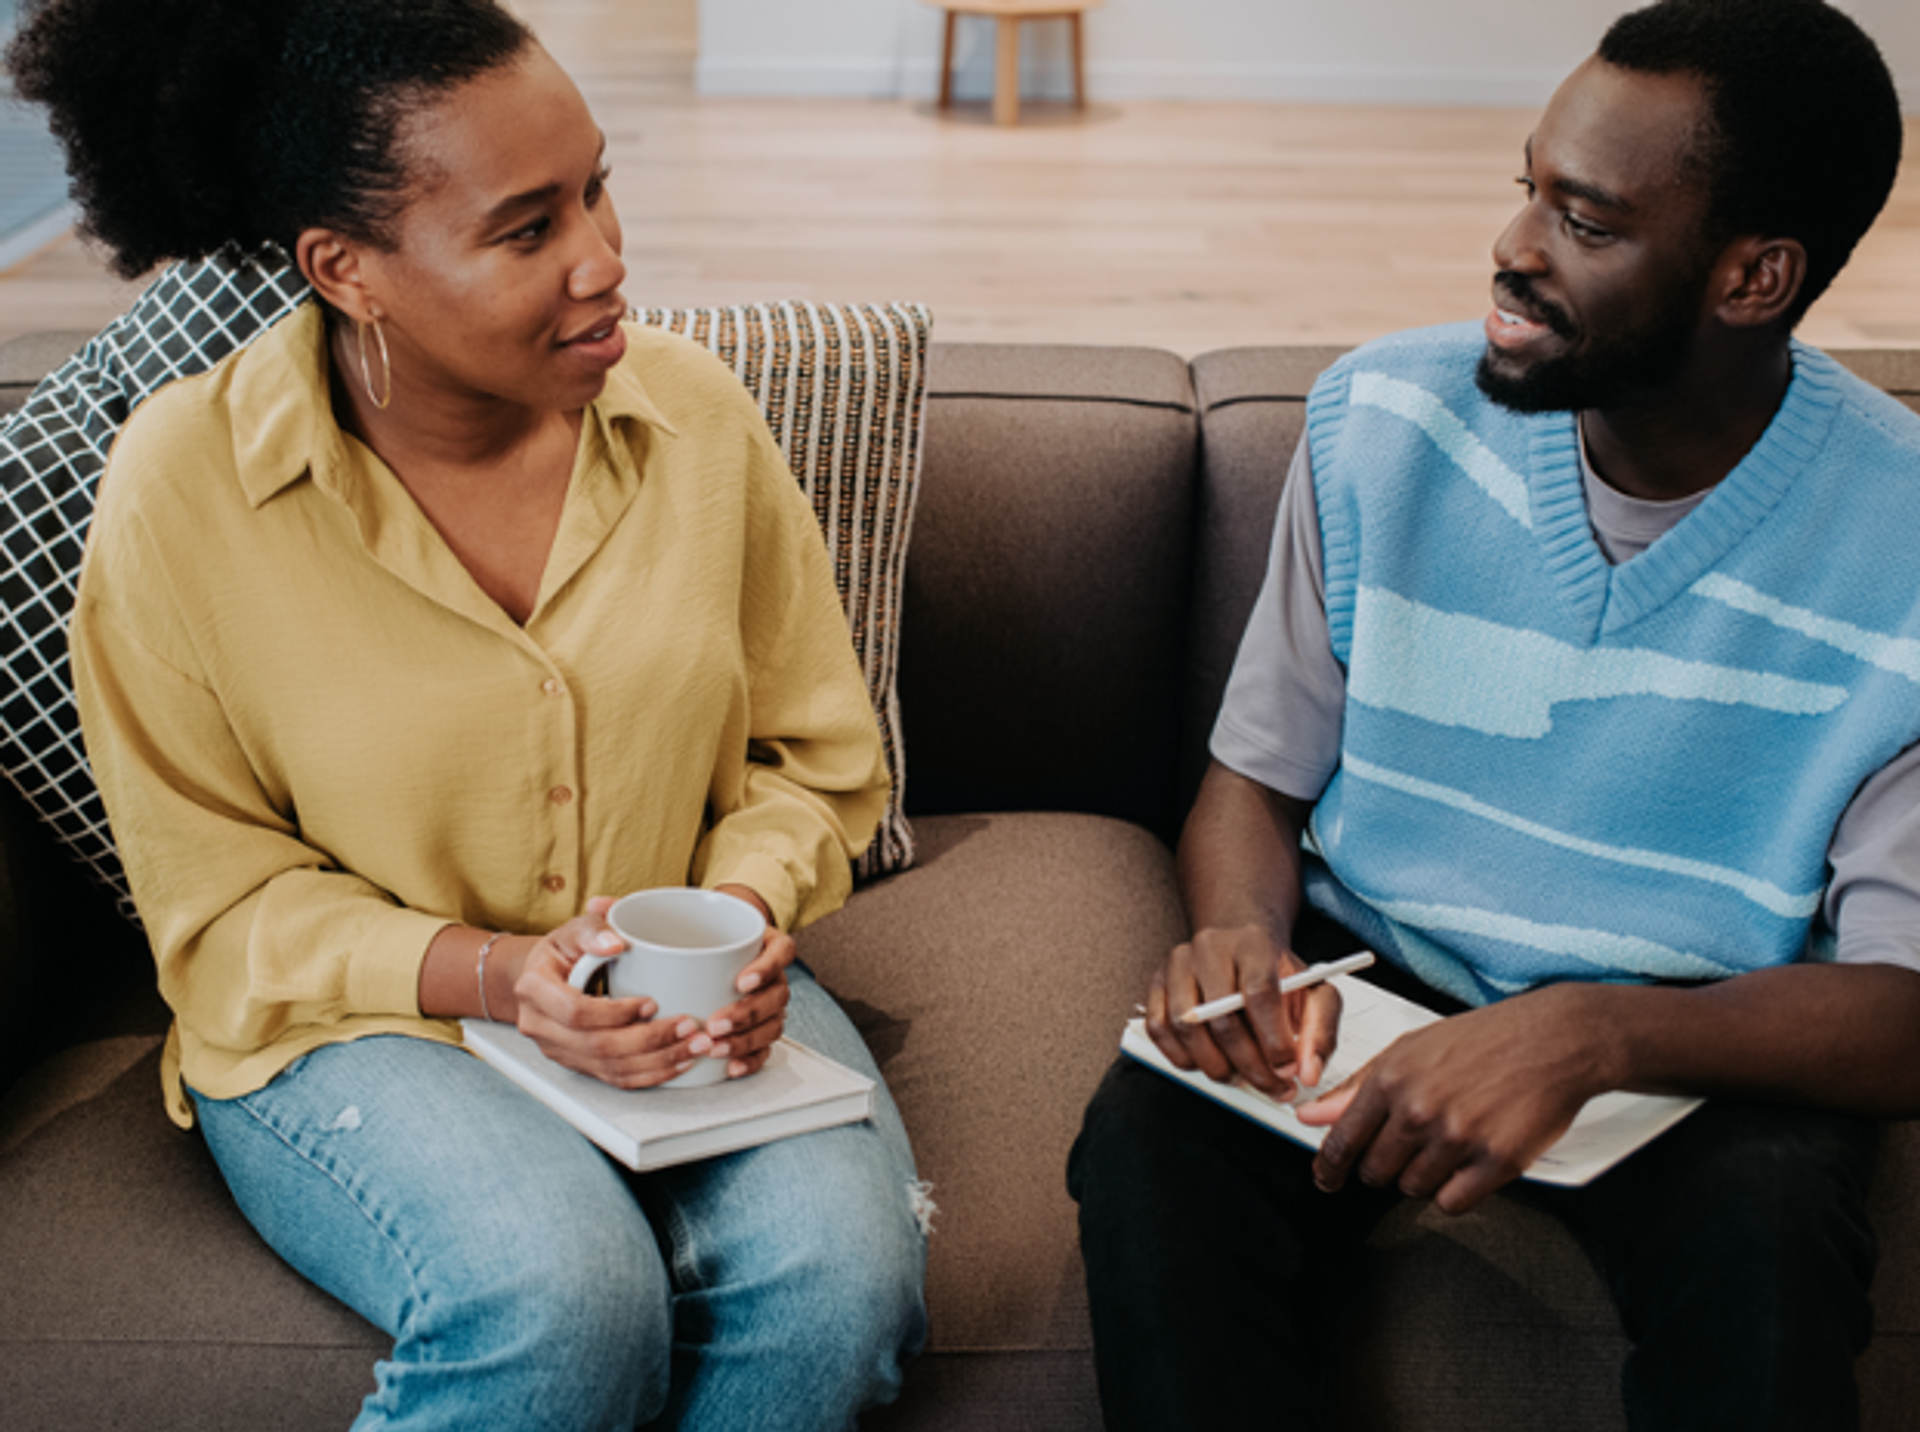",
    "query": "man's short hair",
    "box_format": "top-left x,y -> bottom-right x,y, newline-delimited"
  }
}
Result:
1598,0 -> 1904,327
